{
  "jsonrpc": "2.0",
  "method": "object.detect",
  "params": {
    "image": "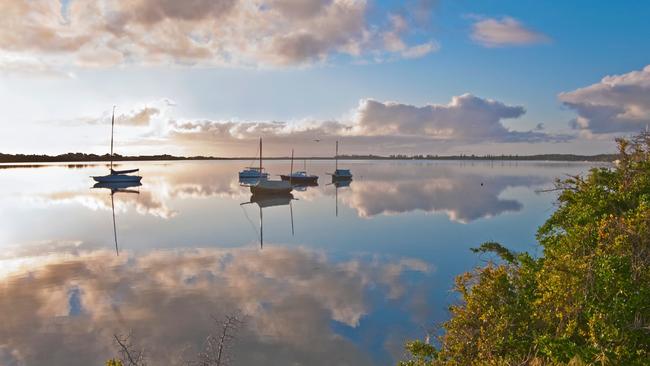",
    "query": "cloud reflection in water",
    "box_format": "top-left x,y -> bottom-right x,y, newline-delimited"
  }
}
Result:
0,247 -> 430,366
337,164 -> 550,222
